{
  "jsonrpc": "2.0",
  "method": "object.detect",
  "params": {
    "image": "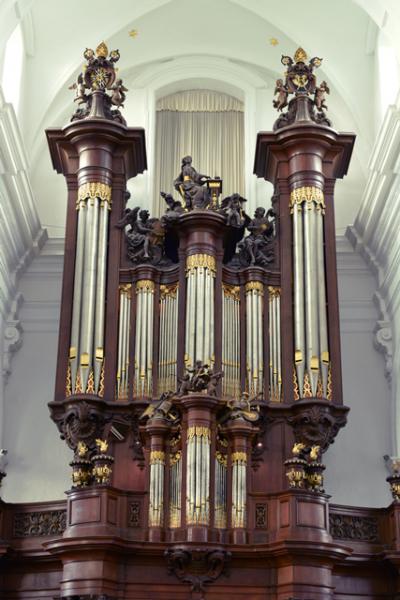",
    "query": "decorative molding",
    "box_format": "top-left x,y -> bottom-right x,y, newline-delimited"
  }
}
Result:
13,509 -> 66,537
329,513 -> 379,542
128,501 -> 141,527
373,291 -> 393,385
165,547 -> 231,598
255,503 -> 267,528
346,92 -> 400,451
3,292 -> 23,383
0,87 -> 47,386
